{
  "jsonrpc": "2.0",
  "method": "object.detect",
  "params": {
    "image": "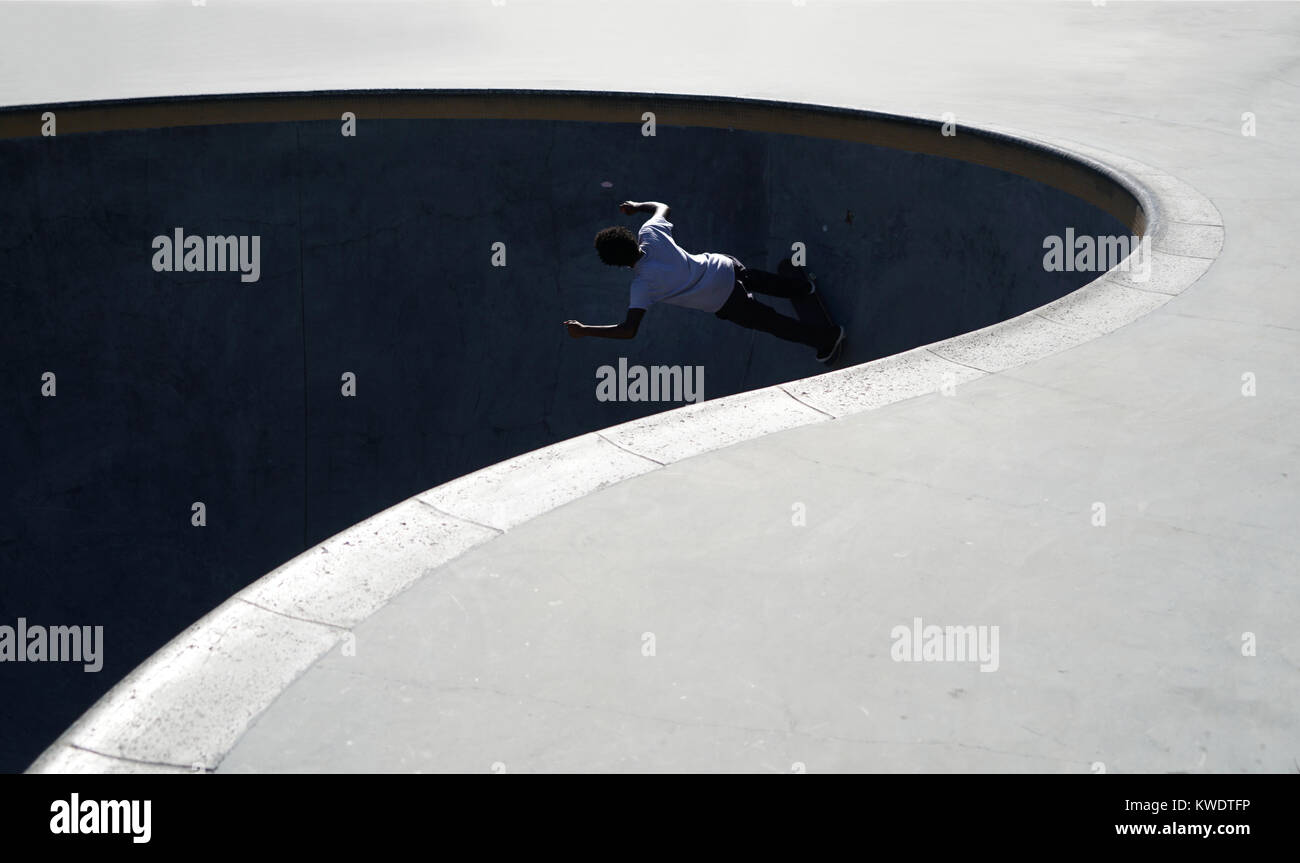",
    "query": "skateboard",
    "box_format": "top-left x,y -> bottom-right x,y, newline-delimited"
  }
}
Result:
779,257 -> 844,364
